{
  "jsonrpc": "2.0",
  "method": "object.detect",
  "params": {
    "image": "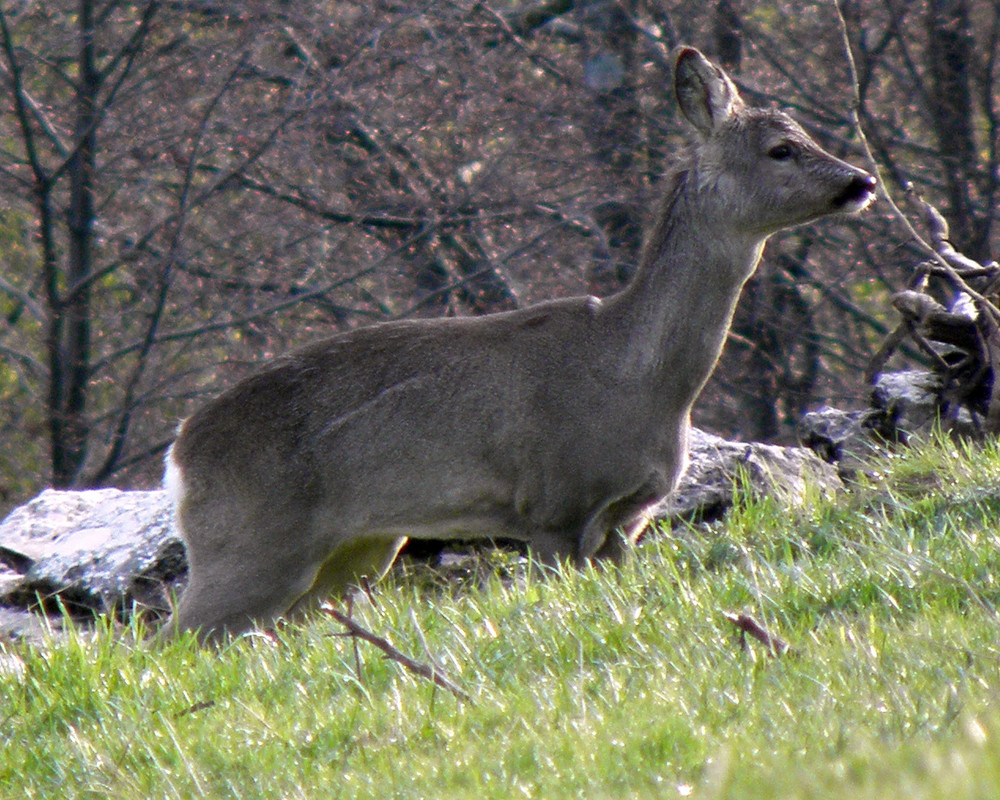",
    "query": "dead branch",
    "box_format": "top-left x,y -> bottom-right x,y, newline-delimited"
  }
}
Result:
907,190 -> 999,278
834,2 -> 1000,328
835,3 -> 1000,432
722,611 -> 790,656
322,603 -> 470,701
